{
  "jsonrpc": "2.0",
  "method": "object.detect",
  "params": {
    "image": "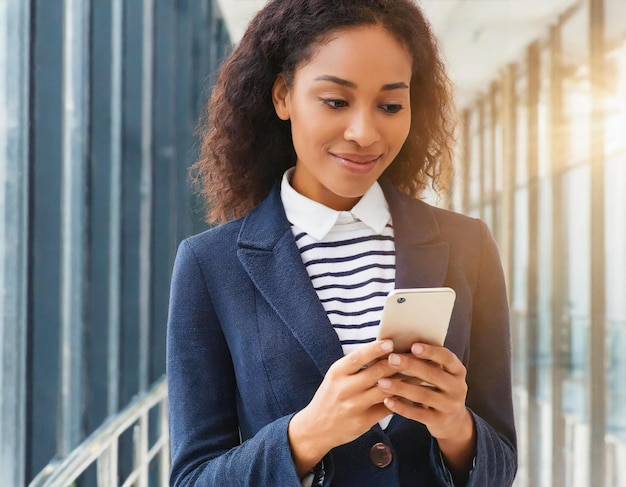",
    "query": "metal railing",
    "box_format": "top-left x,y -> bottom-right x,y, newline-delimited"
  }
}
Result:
29,377 -> 169,487
512,385 -> 626,487
606,434 -> 626,487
